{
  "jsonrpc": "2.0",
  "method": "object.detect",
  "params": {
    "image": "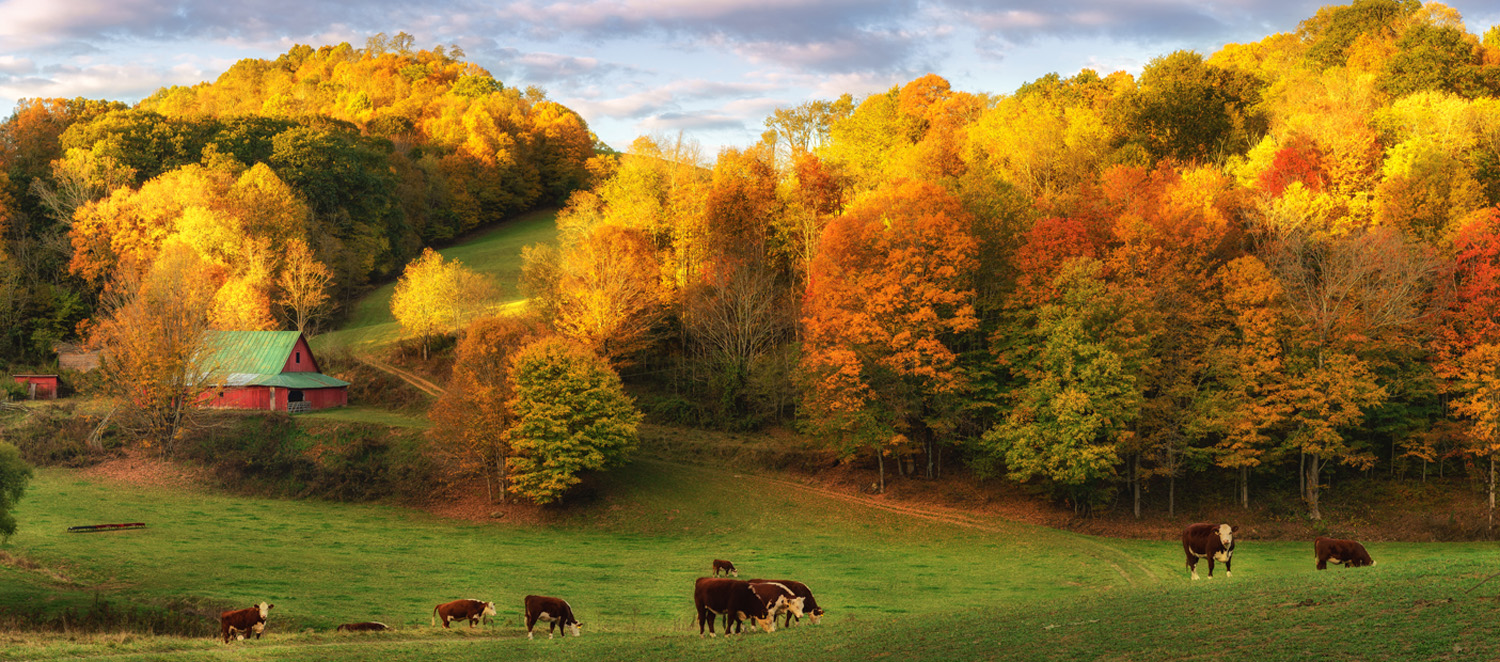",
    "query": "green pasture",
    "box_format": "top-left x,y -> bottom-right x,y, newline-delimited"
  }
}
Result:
2,456 -> 1499,660
314,209 -> 557,352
